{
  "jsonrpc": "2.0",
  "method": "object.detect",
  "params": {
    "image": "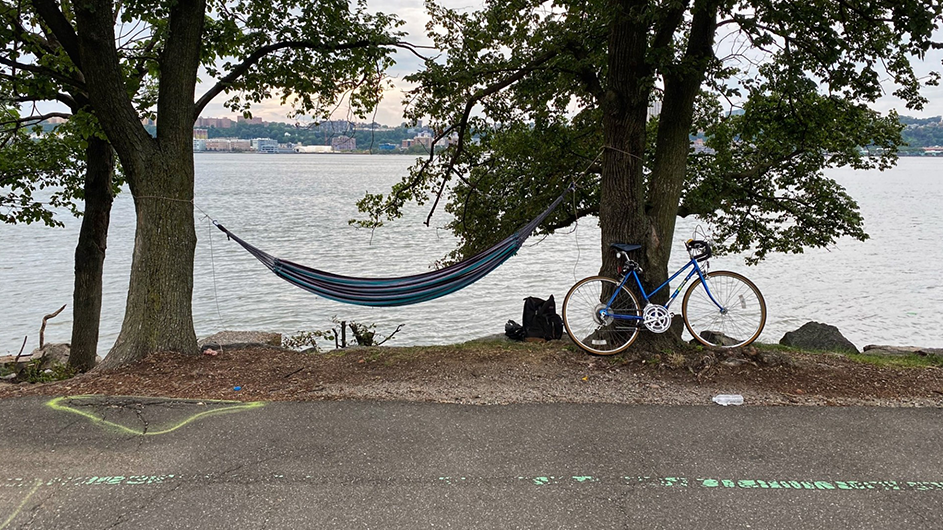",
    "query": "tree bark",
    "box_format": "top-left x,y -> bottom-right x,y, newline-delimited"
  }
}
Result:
599,0 -> 718,351
599,0 -> 652,283
646,0 -> 719,292
68,136 -> 114,372
100,150 -> 198,369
